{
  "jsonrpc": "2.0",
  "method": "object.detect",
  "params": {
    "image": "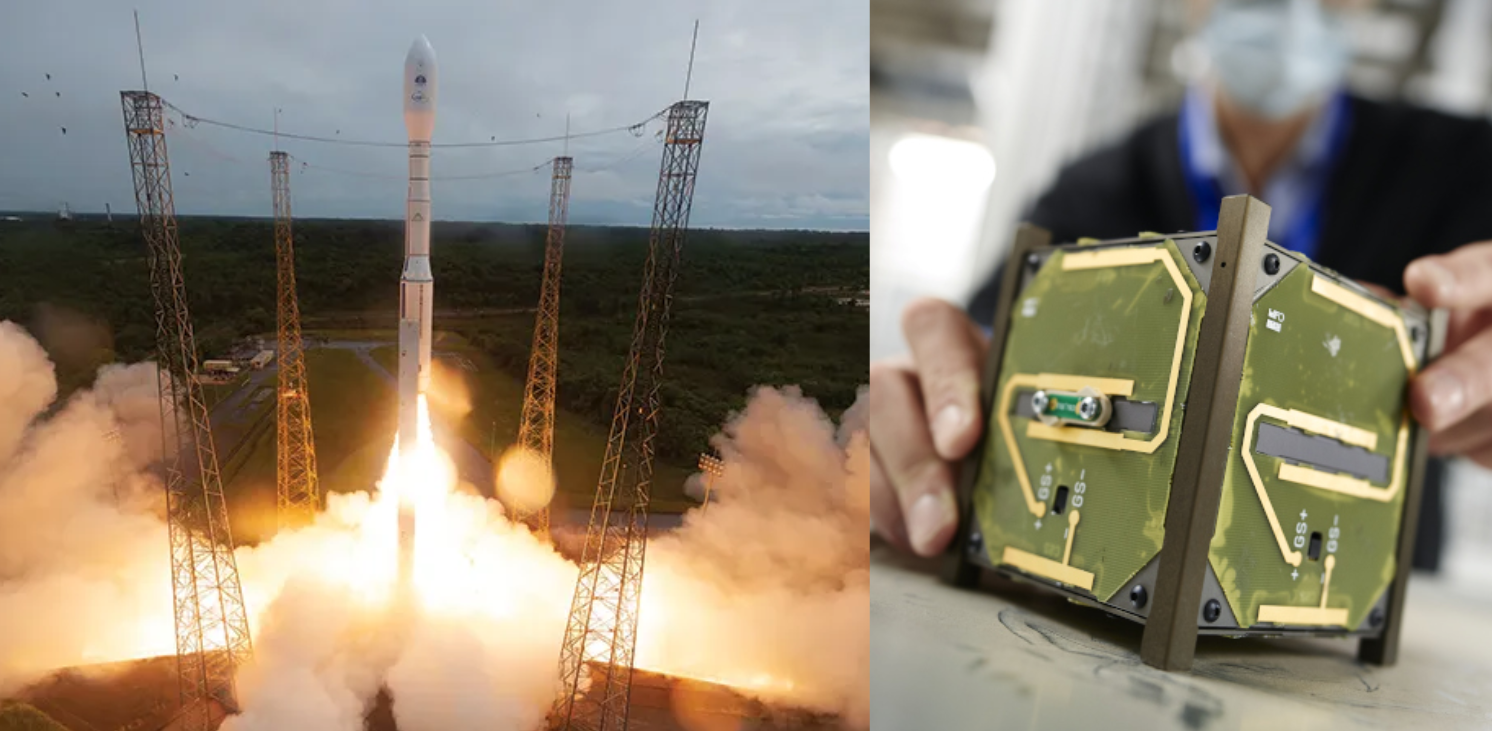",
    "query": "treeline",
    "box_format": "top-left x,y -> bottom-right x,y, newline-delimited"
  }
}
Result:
0,217 -> 868,457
